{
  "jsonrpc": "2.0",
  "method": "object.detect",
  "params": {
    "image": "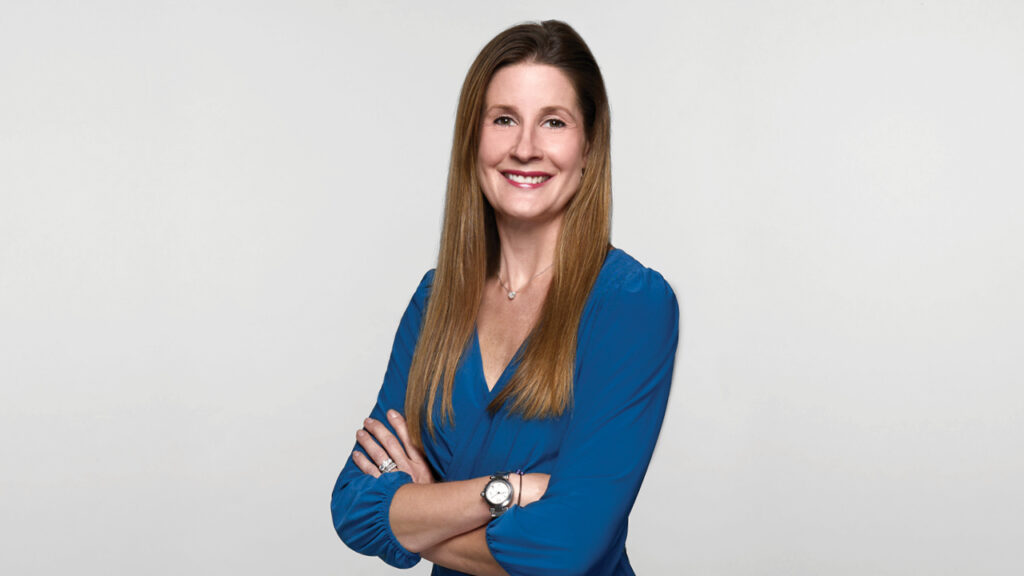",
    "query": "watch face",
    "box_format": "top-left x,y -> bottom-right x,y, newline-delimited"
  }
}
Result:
485,479 -> 511,504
